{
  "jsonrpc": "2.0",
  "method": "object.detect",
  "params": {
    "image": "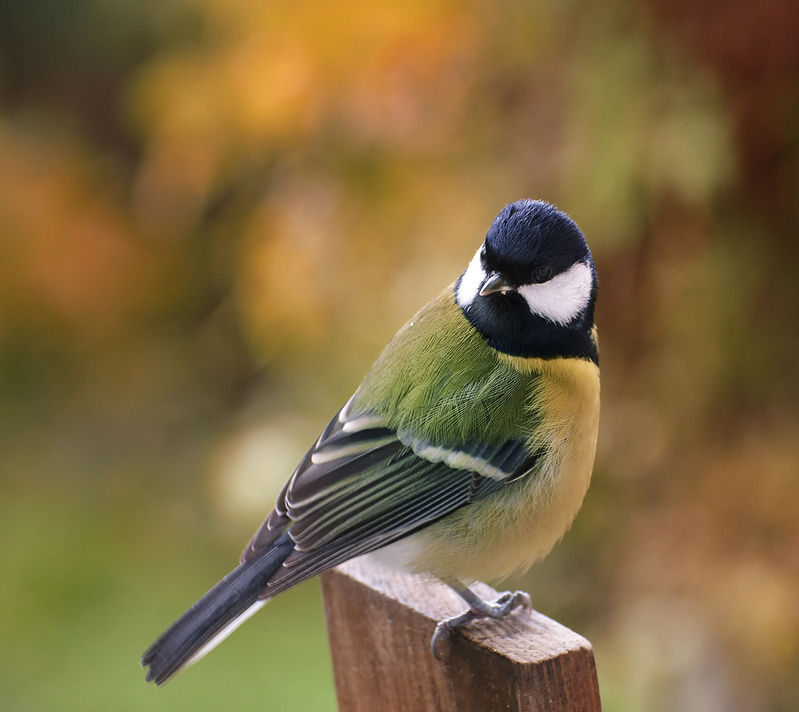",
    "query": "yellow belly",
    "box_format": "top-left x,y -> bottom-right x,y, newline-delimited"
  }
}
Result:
366,356 -> 600,584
